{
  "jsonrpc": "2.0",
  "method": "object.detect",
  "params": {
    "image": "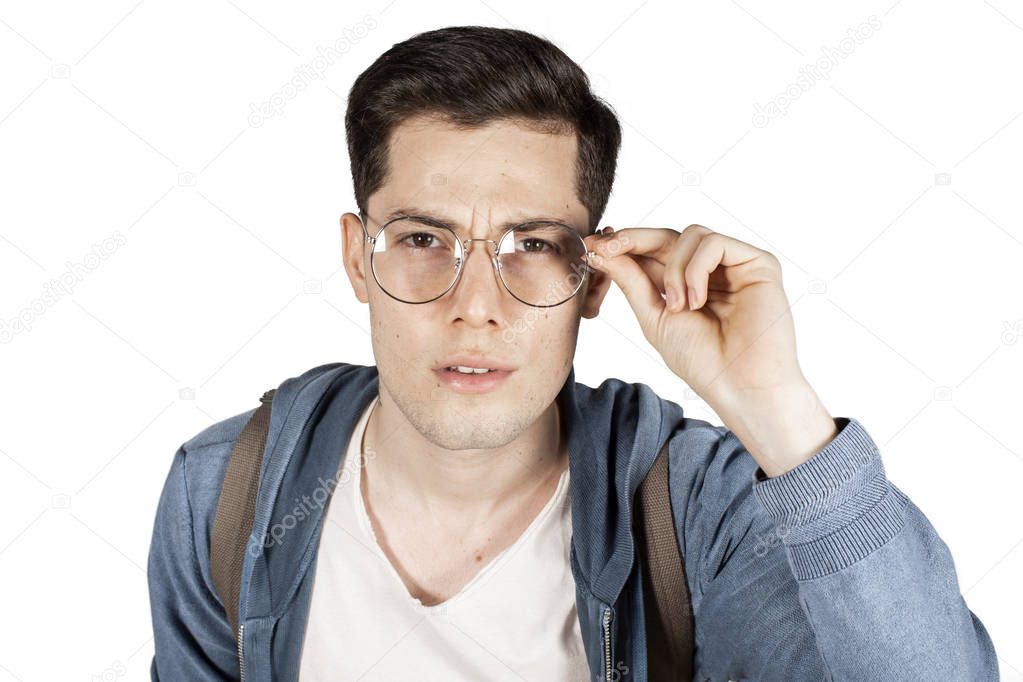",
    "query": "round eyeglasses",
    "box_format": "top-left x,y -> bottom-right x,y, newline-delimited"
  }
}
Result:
358,211 -> 597,308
